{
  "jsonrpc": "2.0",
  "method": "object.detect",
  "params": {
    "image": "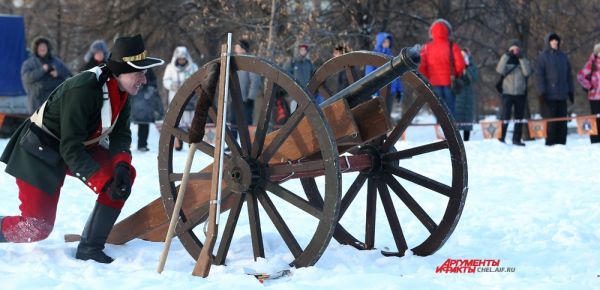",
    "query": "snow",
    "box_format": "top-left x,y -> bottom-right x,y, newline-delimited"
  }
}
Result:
1,122 -> 600,290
